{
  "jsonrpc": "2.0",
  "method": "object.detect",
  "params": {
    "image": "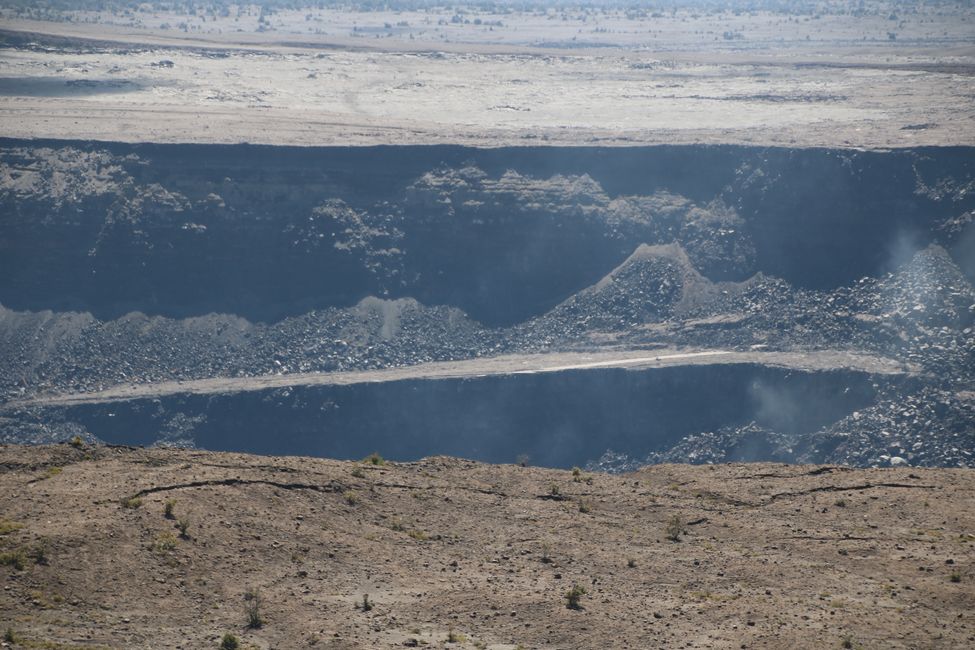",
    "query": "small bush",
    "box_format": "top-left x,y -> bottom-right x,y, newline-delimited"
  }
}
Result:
3,628 -> 16,643
0,549 -> 28,571
121,496 -> 143,509
69,435 -> 85,448
834,499 -> 847,508
363,452 -> 385,466
351,466 -> 366,478
549,484 -> 560,497
343,491 -> 359,506
164,499 -> 176,519
42,466 -> 63,480
578,498 -> 592,514
950,572 -> 961,583
565,584 -> 586,609
0,519 -> 23,535
666,514 -> 685,542
152,532 -> 178,553
447,629 -> 466,643
360,593 -> 373,612
245,587 -> 264,628
29,540 -> 49,565
176,517 -> 191,539
220,633 -> 240,650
